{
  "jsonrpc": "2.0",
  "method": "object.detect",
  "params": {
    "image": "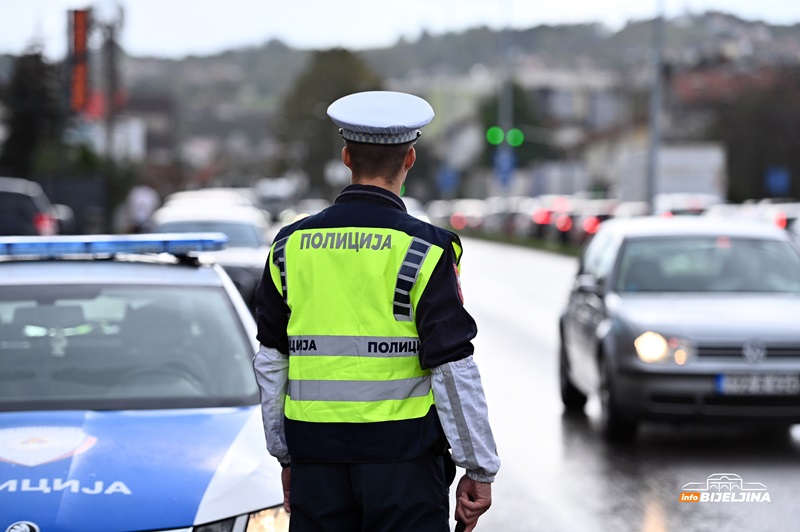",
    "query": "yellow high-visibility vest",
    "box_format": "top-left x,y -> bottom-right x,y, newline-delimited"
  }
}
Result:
268,227 -> 456,423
